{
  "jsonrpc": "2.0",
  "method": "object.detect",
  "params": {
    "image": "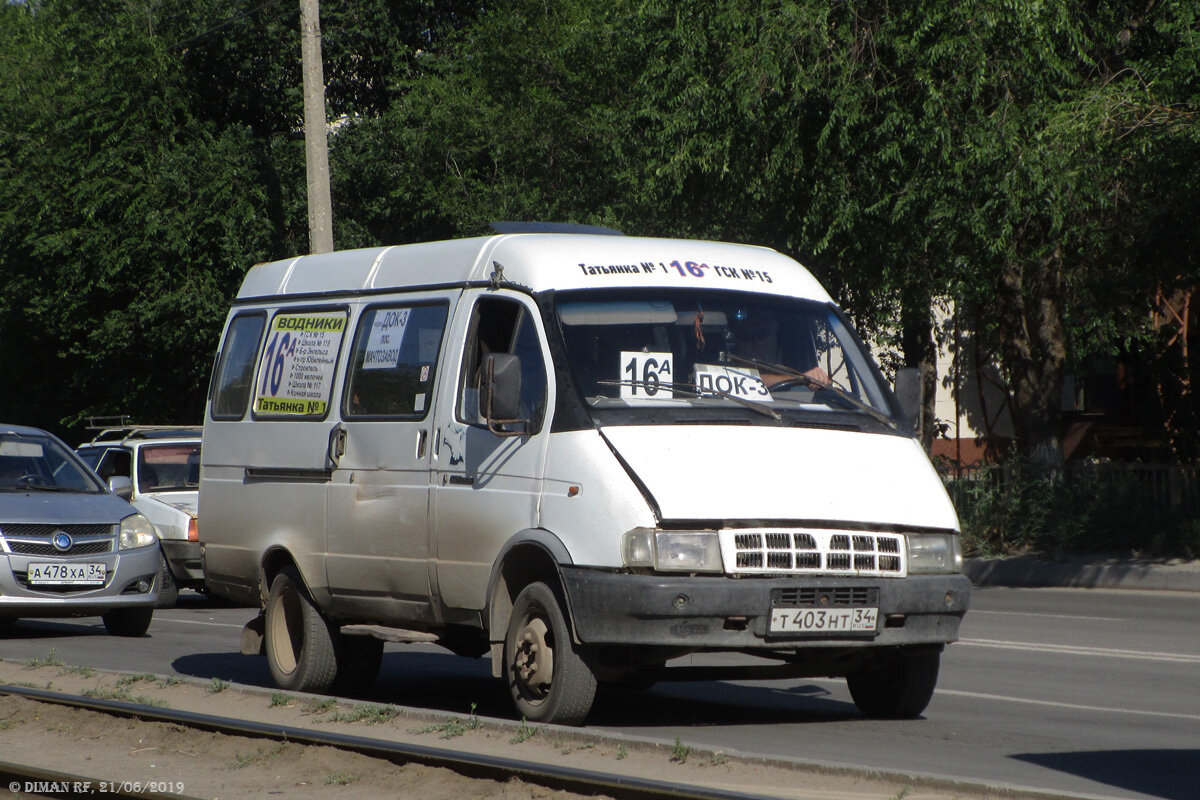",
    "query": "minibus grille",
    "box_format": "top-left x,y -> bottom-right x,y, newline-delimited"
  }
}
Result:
724,529 -> 906,577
